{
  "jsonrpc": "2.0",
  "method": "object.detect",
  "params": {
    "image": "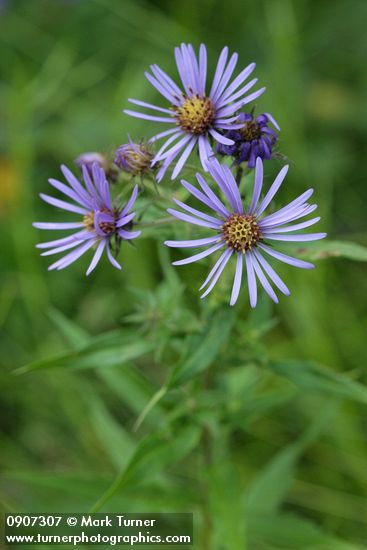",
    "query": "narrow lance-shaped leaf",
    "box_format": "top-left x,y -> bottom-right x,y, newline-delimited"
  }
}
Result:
269,360 -> 367,405
168,307 -> 236,387
290,239 -> 367,262
90,425 -> 200,512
